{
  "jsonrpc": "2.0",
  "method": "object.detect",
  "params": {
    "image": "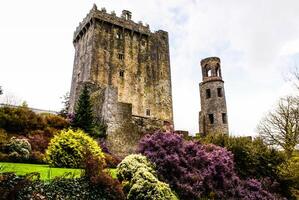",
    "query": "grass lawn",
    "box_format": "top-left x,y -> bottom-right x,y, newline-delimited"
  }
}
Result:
0,162 -> 118,181
0,162 -> 82,181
